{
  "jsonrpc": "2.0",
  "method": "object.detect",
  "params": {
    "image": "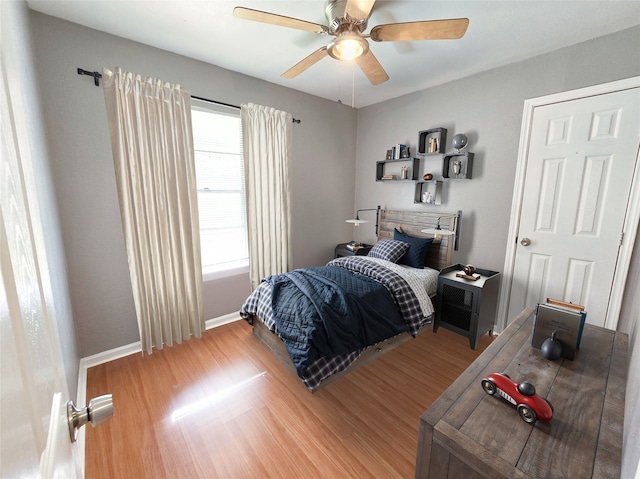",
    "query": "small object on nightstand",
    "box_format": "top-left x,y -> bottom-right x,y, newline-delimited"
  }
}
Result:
346,241 -> 363,251
456,264 -> 479,280
335,243 -> 372,258
456,271 -> 480,280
